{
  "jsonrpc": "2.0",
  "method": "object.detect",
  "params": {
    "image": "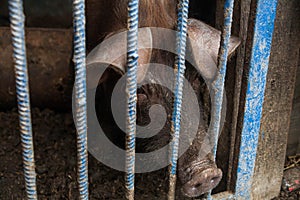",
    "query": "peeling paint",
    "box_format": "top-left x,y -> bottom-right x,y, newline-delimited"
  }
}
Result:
8,0 -> 37,199
235,0 -> 278,199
